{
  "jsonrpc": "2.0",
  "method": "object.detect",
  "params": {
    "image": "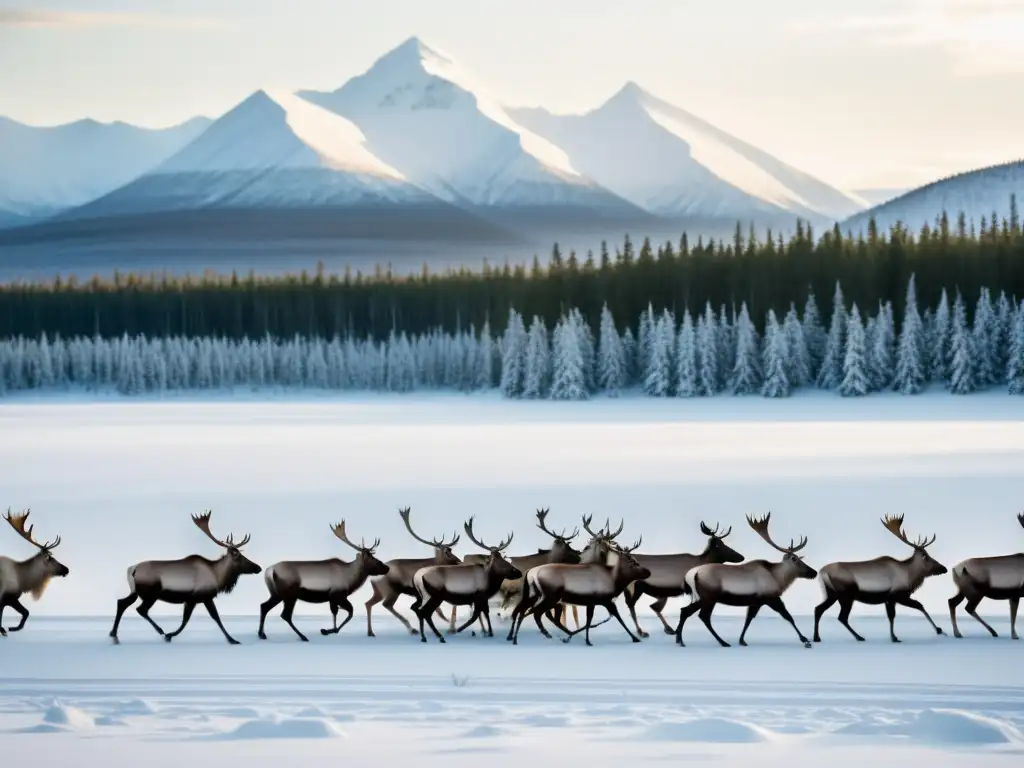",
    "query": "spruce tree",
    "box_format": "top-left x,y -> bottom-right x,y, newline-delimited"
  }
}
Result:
499,309 -> 527,398
802,288 -> 827,377
1008,301 -> 1024,395
972,289 -> 995,388
894,274 -> 926,394
697,303 -> 720,396
675,309 -> 699,397
783,303 -> 811,387
761,310 -> 790,398
597,304 -> 626,396
522,316 -> 552,398
930,289 -> 951,384
644,311 -> 675,397
817,281 -> 846,389
731,302 -> 762,395
950,291 -> 975,395
550,315 -> 588,400
839,304 -> 870,397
